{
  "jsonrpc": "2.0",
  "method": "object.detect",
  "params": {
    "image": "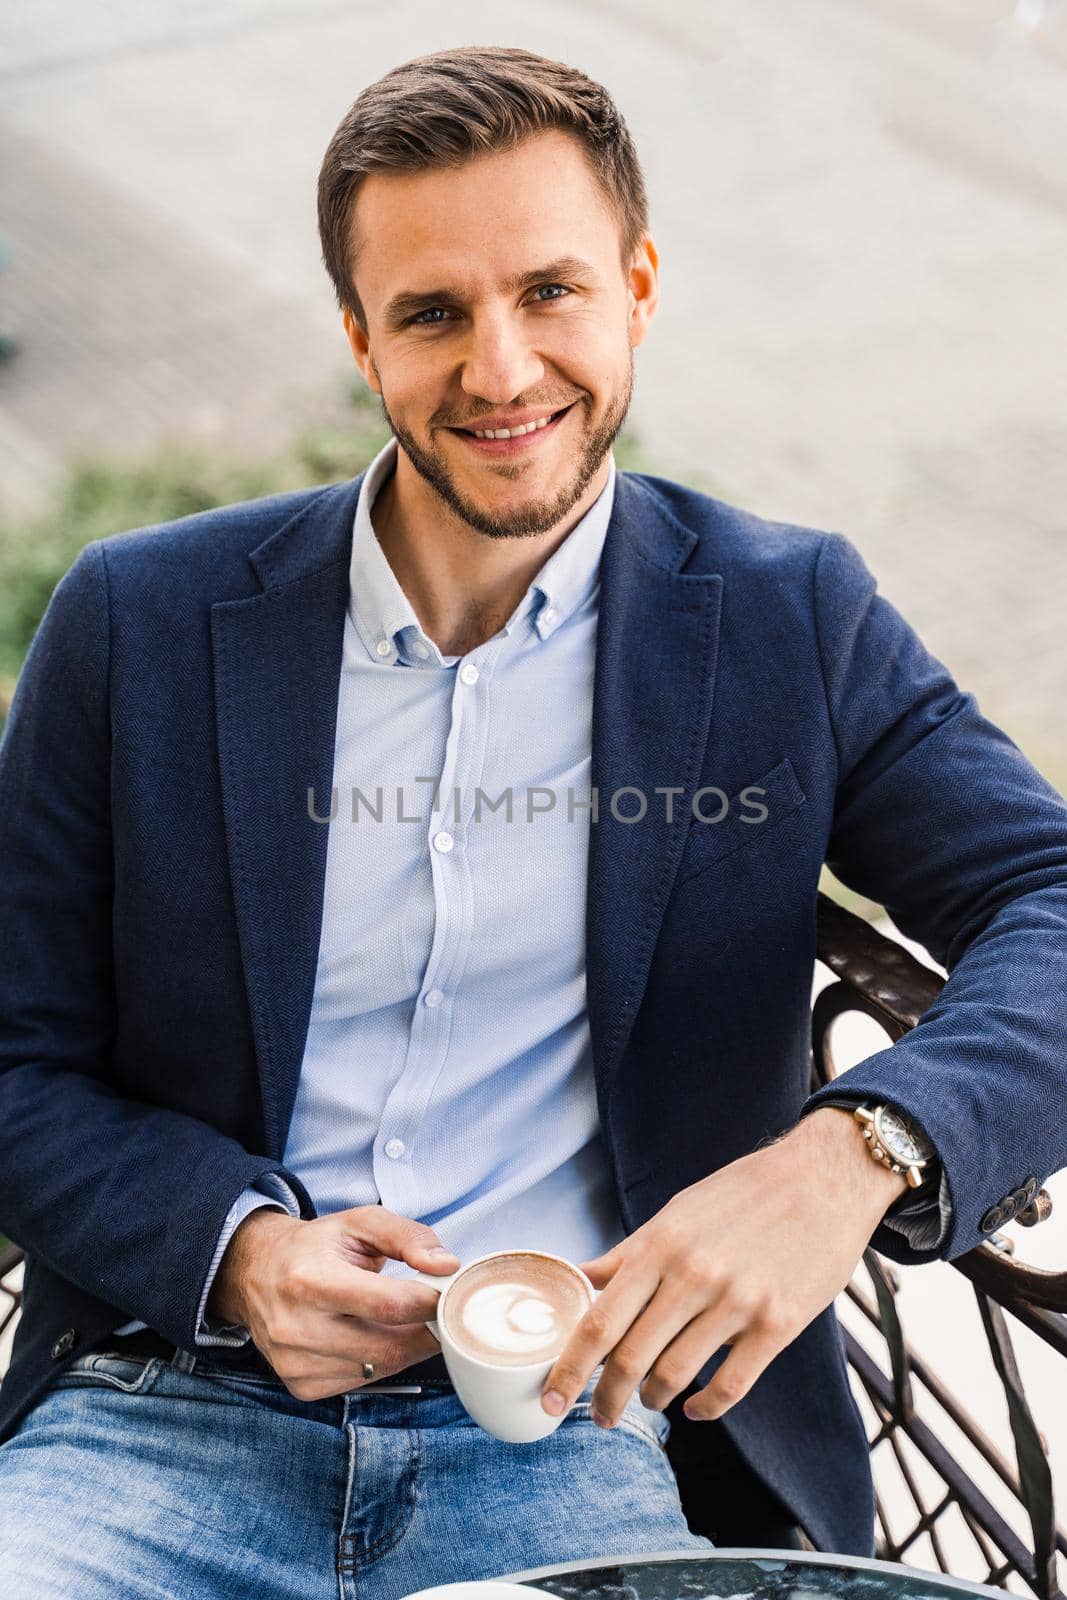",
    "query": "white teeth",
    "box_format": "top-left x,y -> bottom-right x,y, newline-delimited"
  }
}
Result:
472,414 -> 555,440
